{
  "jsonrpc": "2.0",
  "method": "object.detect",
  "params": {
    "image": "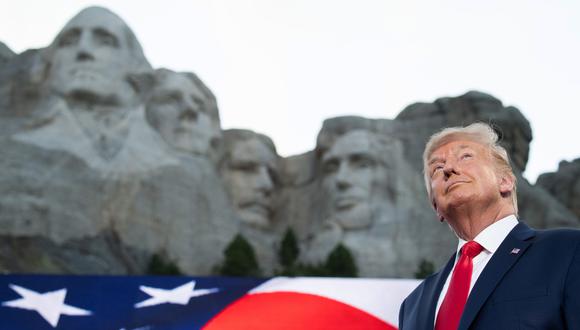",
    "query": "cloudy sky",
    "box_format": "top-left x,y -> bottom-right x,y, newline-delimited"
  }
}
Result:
2,0 -> 579,182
